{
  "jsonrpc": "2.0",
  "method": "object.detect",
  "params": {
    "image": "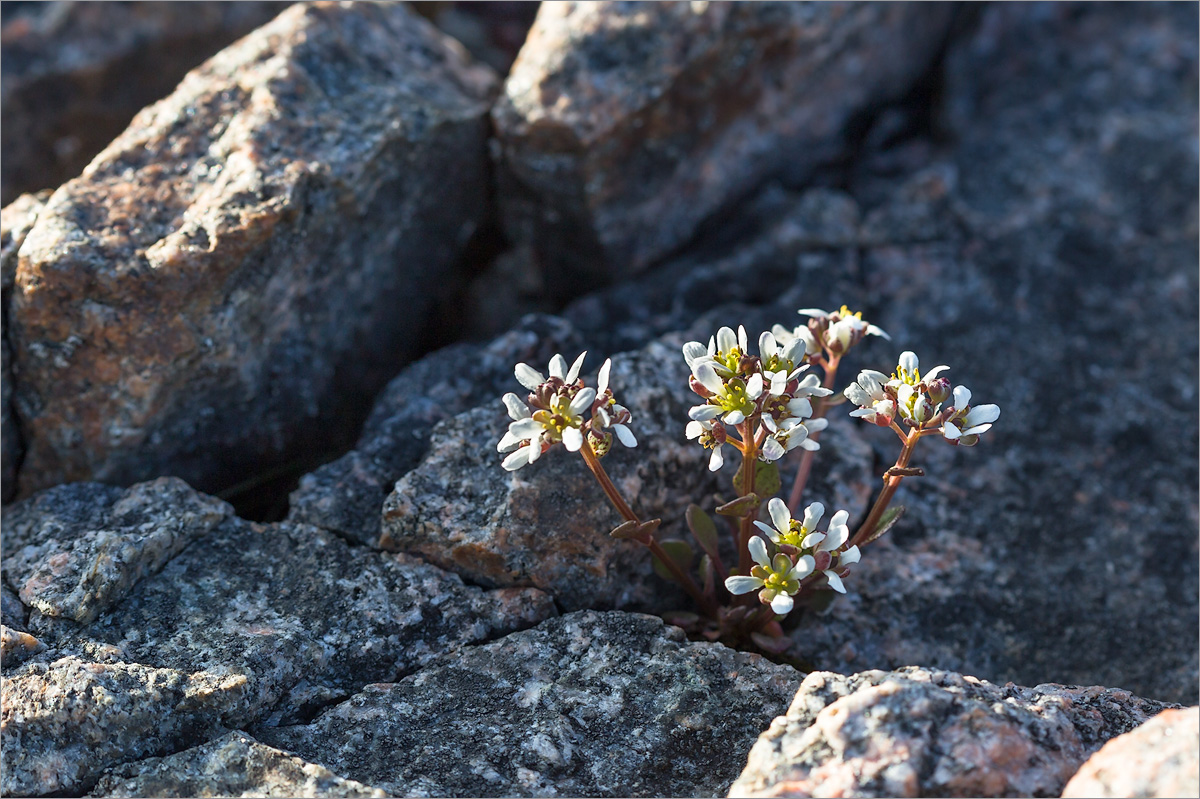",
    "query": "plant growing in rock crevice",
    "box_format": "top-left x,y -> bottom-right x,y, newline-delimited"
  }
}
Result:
497,306 -> 999,652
